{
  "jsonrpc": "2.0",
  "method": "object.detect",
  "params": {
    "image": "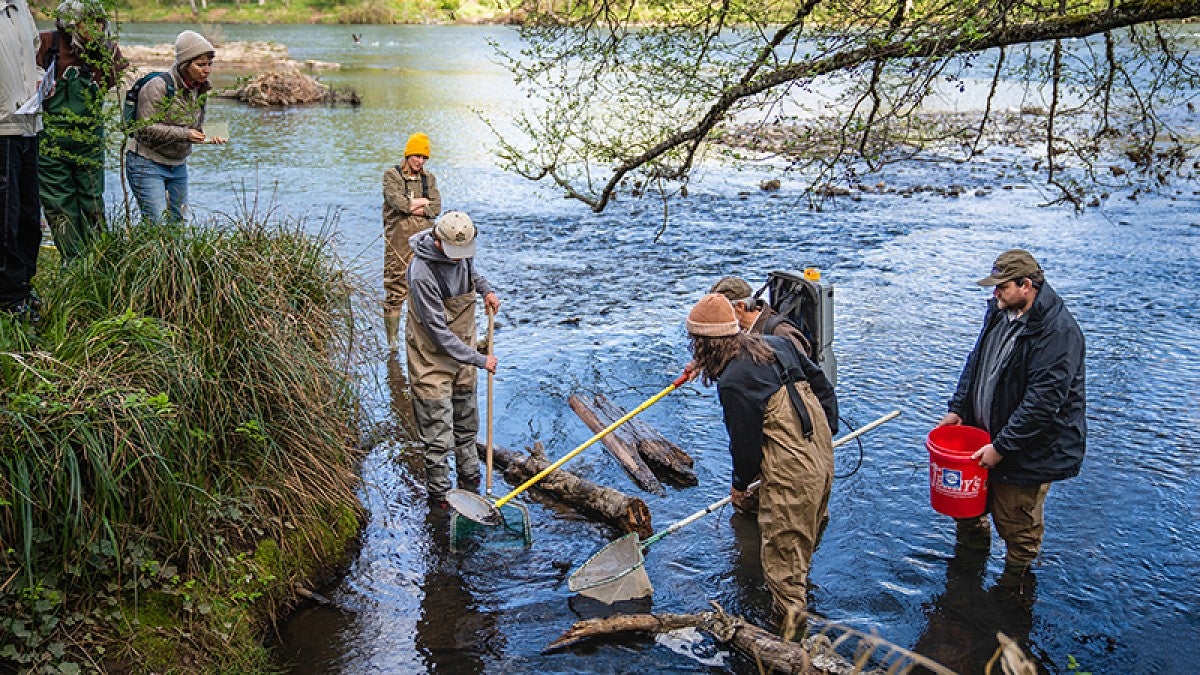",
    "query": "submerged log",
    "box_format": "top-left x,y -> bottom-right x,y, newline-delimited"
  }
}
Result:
481,441 -> 652,538
544,609 -> 817,673
588,394 -> 697,486
568,395 -> 665,496
544,606 -> 971,675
